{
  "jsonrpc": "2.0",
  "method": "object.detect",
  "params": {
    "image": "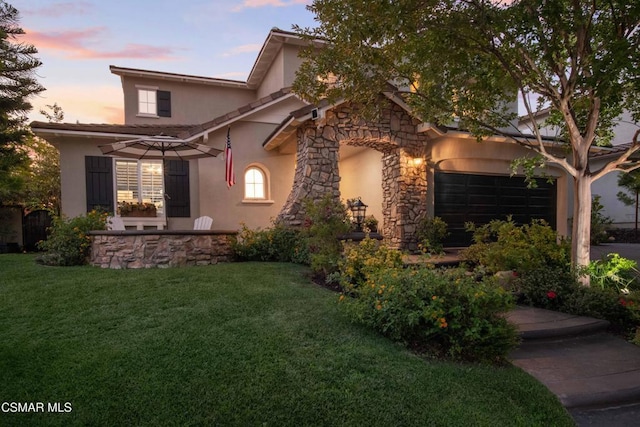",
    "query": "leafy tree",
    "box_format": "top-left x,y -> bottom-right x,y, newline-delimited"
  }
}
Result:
293,0 -> 640,283
3,104 -> 62,213
617,170 -> 640,233
18,134 -> 61,214
0,1 -> 44,206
